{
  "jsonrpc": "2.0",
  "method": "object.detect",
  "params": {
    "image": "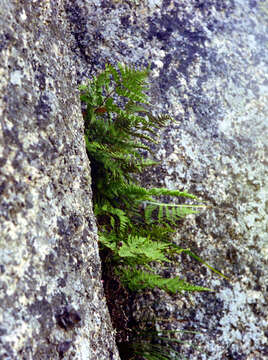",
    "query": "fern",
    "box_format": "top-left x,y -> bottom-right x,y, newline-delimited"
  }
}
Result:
144,202 -> 202,226
94,202 -> 130,233
79,63 -> 228,360
99,233 -> 118,253
118,268 -> 212,293
79,63 -> 221,297
118,235 -> 171,264
80,63 -> 170,203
